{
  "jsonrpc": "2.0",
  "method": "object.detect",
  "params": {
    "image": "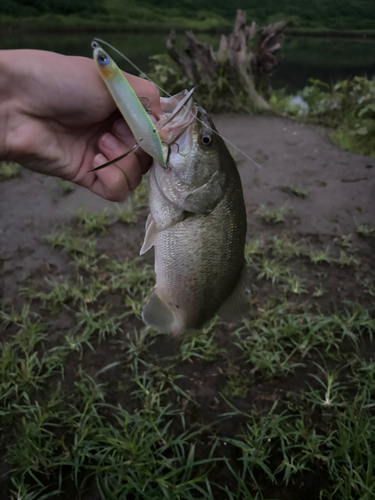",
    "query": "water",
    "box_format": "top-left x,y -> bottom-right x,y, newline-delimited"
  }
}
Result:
2,31 -> 375,93
275,36 -> 375,92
